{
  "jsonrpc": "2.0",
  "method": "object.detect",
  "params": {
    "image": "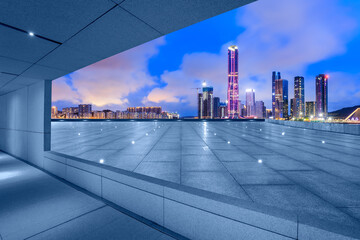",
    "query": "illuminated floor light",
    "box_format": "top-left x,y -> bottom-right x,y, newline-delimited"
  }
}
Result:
260,129 -> 262,131
322,141 -> 326,144
214,133 -> 217,136
99,159 -> 104,164
227,141 -> 231,144
258,159 -> 263,164
78,133 -> 81,136
282,132 -> 285,136
146,133 -> 148,136
29,32 -> 34,36
131,141 -> 135,144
